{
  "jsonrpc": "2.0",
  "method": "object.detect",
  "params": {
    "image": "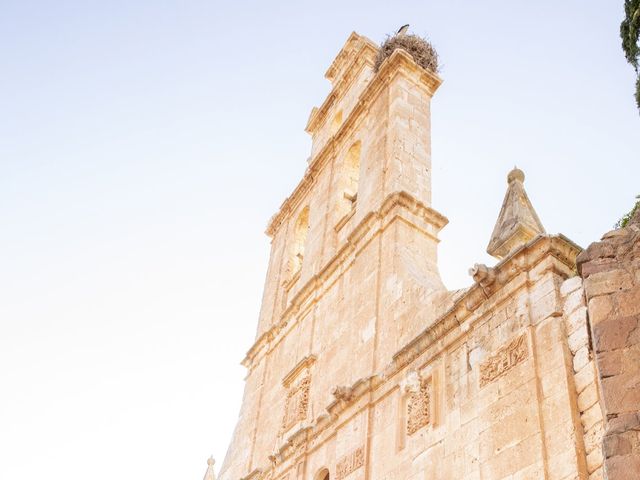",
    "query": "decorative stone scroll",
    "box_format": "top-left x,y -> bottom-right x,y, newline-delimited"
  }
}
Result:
406,377 -> 431,436
282,375 -> 310,431
335,446 -> 364,480
479,333 -> 528,387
